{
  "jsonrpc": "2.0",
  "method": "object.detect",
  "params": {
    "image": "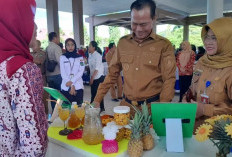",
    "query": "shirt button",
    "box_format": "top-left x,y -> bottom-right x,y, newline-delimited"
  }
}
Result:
149,61 -> 152,64
135,68 -> 139,71
139,44 -> 142,47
